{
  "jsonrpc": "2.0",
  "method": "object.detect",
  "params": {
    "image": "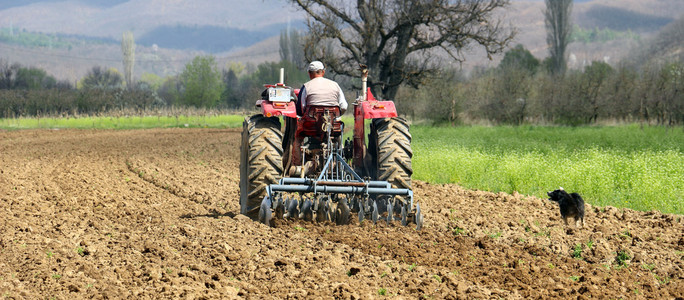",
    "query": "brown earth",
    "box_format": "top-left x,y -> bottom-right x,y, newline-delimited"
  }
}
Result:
0,128 -> 682,299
